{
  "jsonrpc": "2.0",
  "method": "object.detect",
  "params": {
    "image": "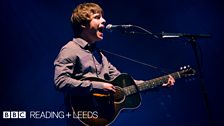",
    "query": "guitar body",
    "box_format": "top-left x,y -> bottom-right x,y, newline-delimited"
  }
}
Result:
69,74 -> 141,126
